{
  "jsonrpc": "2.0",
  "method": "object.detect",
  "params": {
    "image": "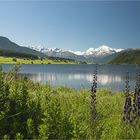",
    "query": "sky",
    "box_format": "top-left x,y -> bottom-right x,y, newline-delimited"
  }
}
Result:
0,1 -> 140,51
